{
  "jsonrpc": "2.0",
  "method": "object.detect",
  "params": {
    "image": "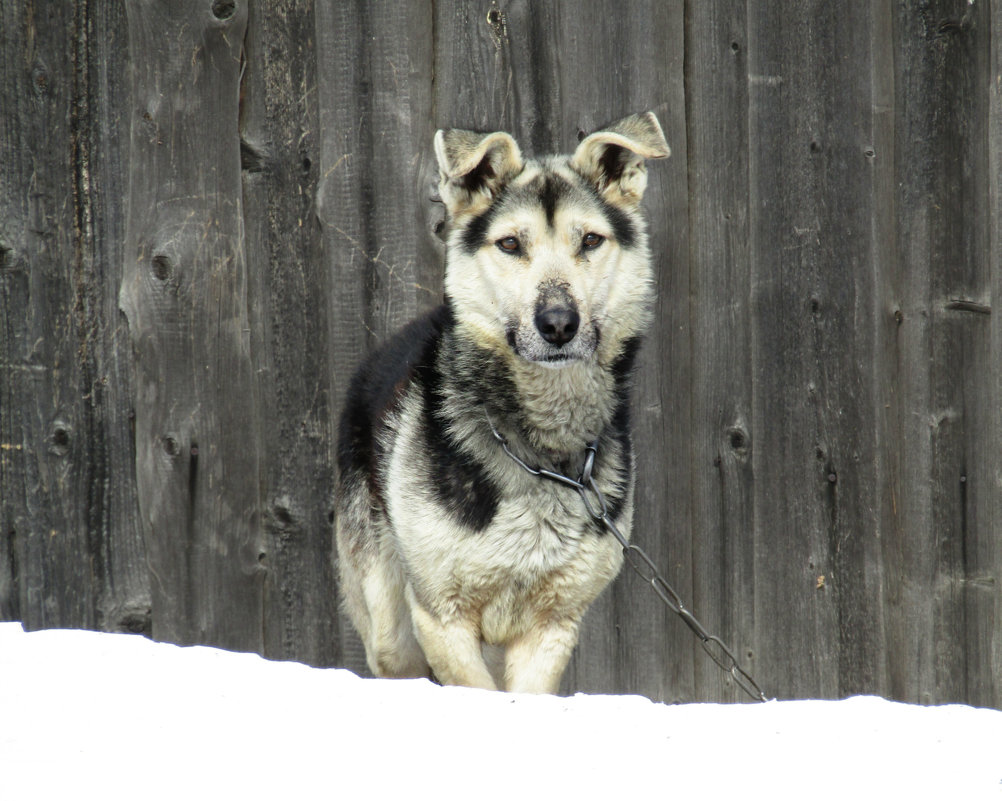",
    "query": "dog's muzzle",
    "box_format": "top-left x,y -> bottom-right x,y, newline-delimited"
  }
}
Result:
506,282 -> 596,366
534,284 -> 579,347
